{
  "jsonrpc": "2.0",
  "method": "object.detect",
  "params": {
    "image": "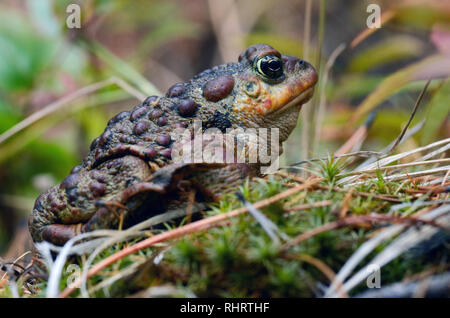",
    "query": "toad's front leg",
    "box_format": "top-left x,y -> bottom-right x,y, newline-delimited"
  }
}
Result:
28,155 -> 153,245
